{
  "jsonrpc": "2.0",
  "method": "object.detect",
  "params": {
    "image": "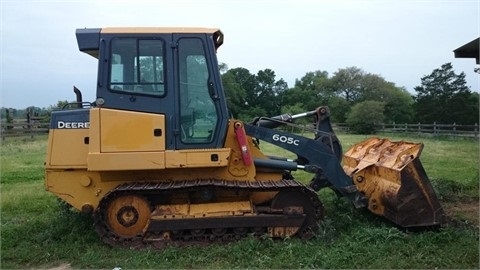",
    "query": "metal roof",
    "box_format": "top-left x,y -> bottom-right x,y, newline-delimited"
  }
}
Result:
76,27 -> 224,58
101,27 -> 221,34
453,37 -> 479,64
